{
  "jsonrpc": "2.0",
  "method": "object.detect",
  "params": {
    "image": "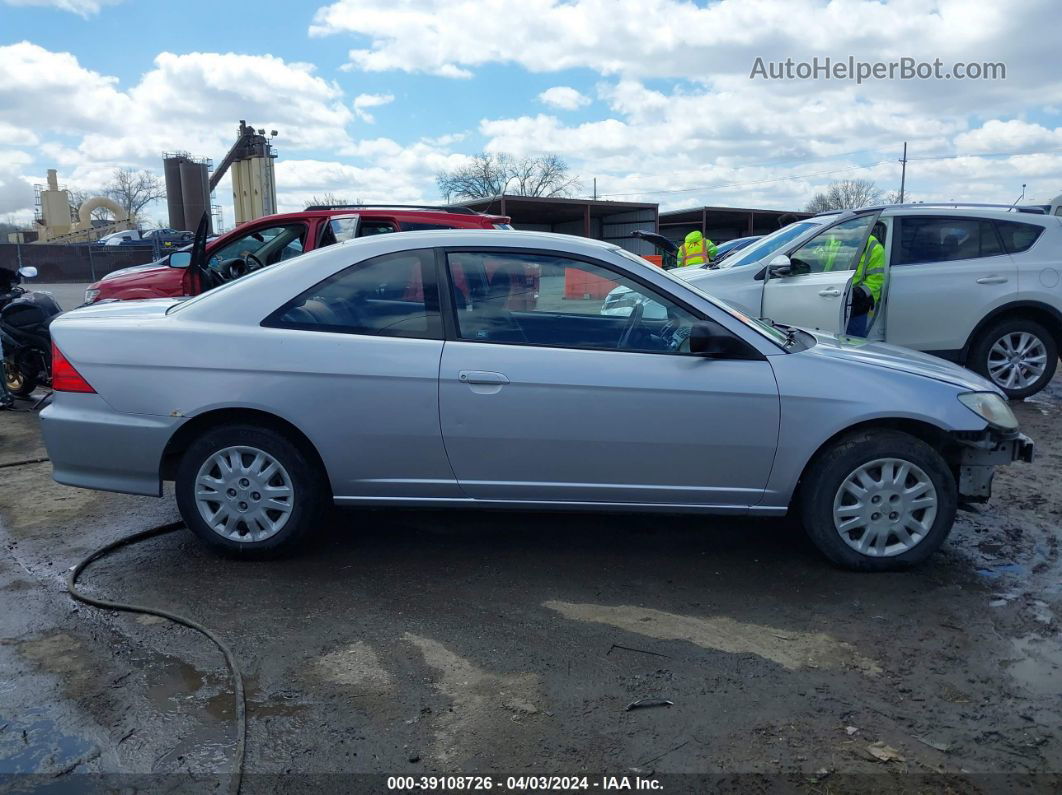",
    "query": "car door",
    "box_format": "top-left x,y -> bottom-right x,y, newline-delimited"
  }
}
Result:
261,248 -> 460,500
886,215 -> 1017,352
761,214 -> 880,334
437,249 -> 780,508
